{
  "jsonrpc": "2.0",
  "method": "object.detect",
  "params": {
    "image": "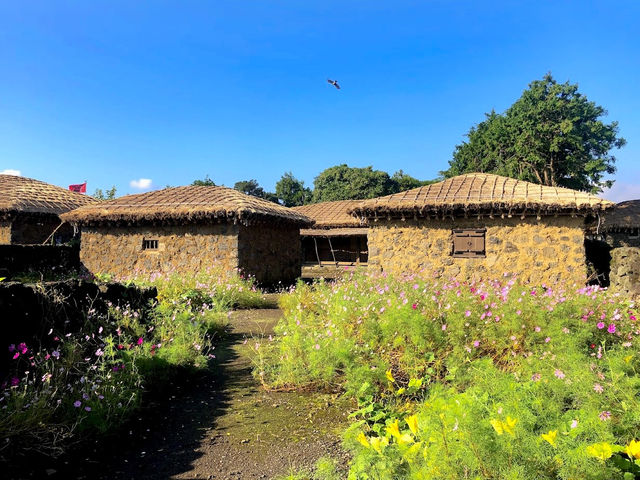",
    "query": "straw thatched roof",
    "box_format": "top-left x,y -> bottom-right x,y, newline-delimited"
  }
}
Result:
300,227 -> 367,237
350,173 -> 613,218
0,174 -> 98,218
594,200 -> 640,232
293,200 -> 367,228
61,186 -> 313,227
